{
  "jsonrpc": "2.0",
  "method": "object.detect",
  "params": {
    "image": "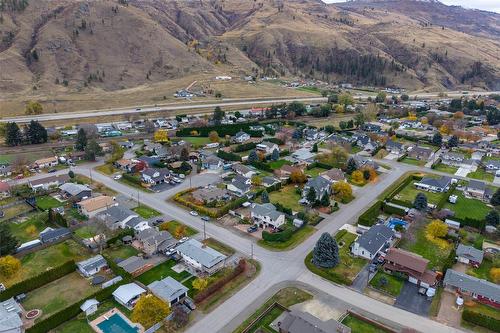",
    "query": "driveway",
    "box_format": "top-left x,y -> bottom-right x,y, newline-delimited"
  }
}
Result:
351,263 -> 372,291
455,166 -> 474,177
494,175 -> 500,186
394,281 -> 432,316
384,153 -> 399,160
437,291 -> 462,327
